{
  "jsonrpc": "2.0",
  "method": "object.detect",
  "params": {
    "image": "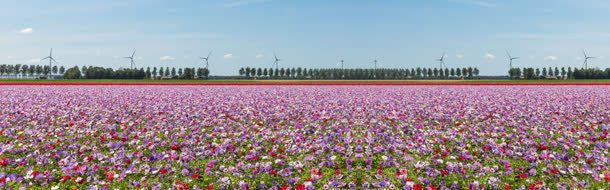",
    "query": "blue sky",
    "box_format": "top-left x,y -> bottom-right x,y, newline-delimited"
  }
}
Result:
1,0 -> 609,75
